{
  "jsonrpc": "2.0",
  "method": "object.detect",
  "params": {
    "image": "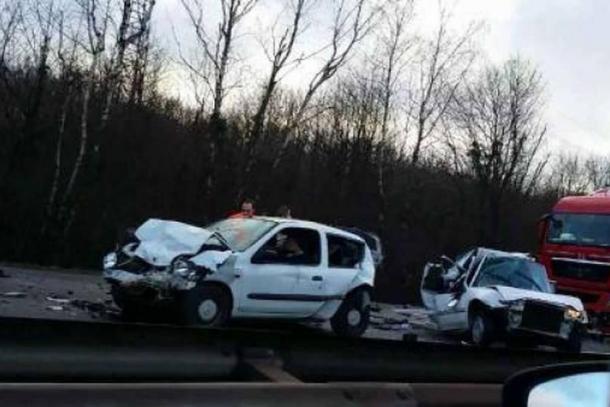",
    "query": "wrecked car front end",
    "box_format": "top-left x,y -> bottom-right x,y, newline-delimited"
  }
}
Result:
102,219 -> 233,309
502,299 -> 587,342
